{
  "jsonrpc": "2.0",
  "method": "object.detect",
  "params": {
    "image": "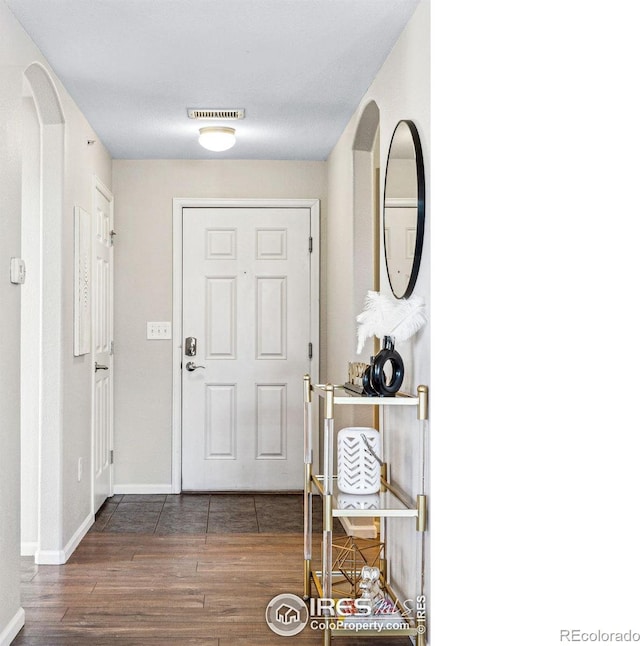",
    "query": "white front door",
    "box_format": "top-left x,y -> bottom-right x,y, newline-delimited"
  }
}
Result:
384,202 -> 417,296
92,179 -> 114,511
181,206 -> 315,491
